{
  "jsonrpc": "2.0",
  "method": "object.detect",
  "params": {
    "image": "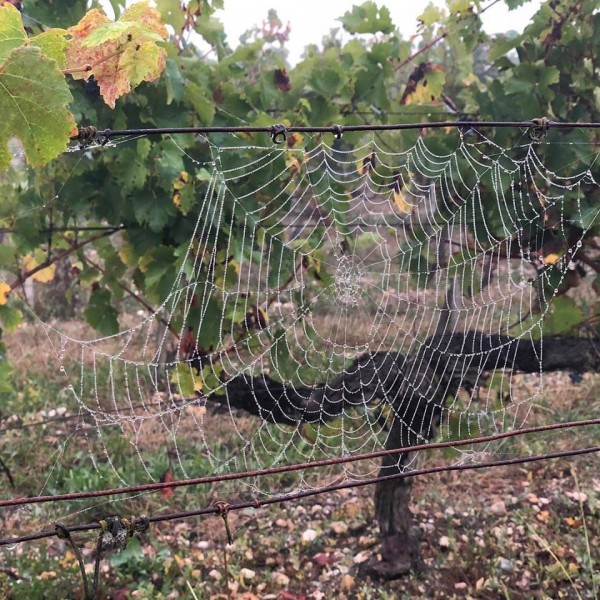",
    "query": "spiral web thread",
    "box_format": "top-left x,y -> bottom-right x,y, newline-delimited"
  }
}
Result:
11,130 -> 600,513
